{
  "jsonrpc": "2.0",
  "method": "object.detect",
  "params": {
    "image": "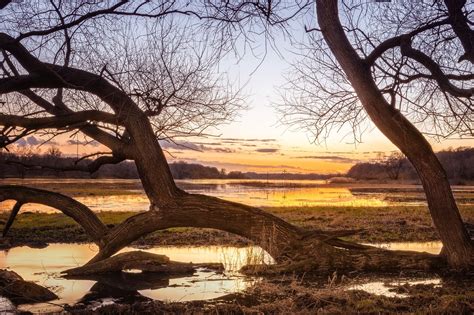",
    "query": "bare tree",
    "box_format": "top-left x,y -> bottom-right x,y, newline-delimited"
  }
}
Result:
381,152 -> 405,181
0,0 -> 460,274
281,1 -> 473,268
